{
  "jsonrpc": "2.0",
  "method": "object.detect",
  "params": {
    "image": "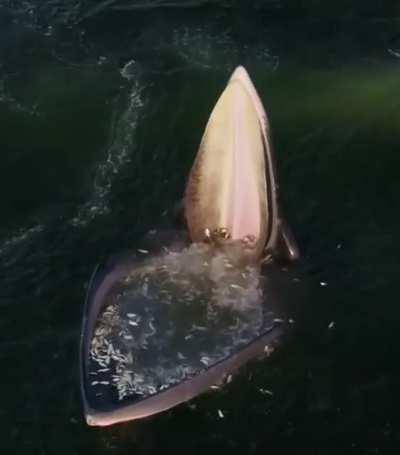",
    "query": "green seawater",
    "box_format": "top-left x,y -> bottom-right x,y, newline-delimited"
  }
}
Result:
0,2 -> 400,453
